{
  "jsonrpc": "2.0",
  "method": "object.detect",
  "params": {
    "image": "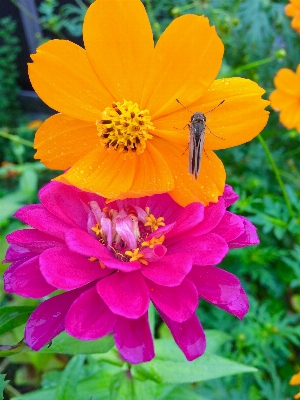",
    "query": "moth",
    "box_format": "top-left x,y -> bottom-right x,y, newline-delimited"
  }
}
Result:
176,98 -> 225,180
